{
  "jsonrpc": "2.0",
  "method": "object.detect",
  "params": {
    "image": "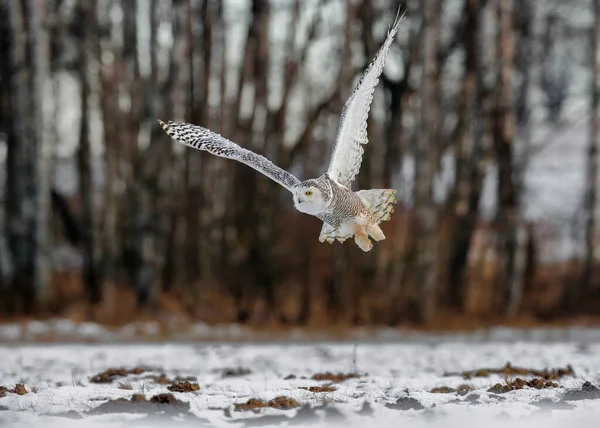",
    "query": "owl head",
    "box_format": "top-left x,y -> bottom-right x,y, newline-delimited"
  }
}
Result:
293,178 -> 331,215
